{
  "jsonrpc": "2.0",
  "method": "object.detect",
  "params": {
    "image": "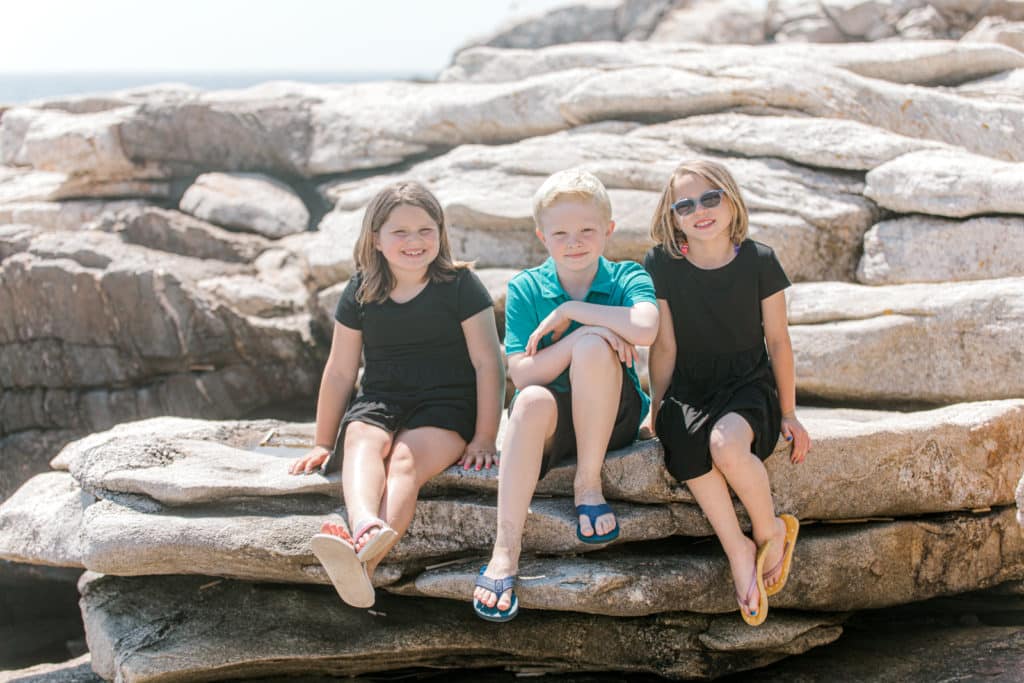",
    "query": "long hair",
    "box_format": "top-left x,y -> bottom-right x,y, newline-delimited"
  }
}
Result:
649,159 -> 749,259
353,181 -> 467,304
